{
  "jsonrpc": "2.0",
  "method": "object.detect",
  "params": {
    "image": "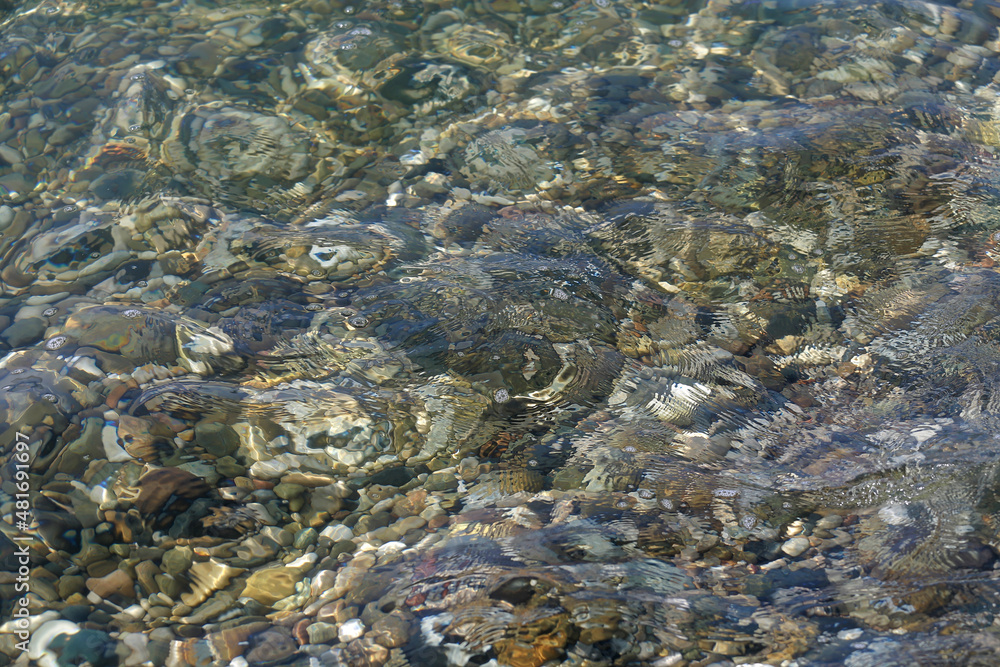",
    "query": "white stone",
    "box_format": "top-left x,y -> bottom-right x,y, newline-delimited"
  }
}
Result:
338,618 -> 365,643
320,524 -> 354,542
781,537 -> 811,557
103,424 -> 134,462
29,620 -> 80,667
